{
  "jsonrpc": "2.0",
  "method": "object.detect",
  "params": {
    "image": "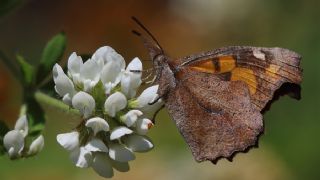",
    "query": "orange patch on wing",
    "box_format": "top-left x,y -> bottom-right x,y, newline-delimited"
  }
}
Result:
218,56 -> 236,73
231,67 -> 257,95
190,60 -> 215,73
189,56 -> 236,74
266,64 -> 280,79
